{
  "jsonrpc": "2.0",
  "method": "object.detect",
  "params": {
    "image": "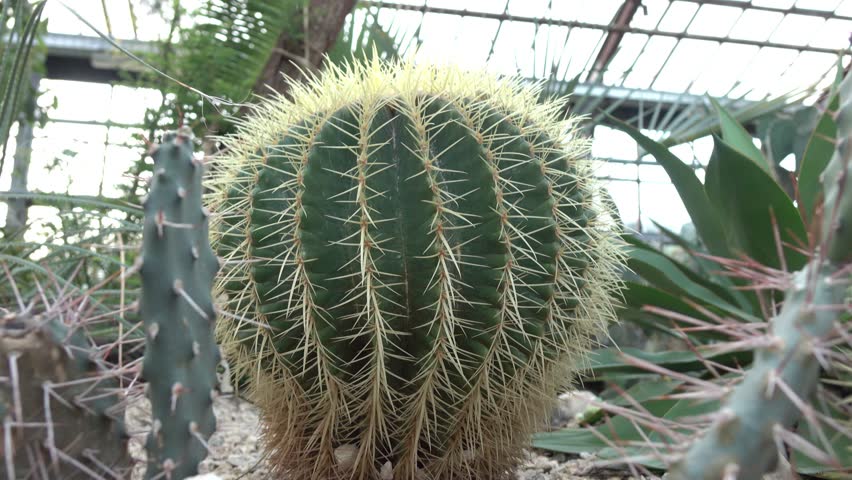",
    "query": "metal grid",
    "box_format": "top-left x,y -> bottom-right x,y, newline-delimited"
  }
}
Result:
352,0 -> 851,232
360,1 -> 850,123
12,0 -> 852,235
